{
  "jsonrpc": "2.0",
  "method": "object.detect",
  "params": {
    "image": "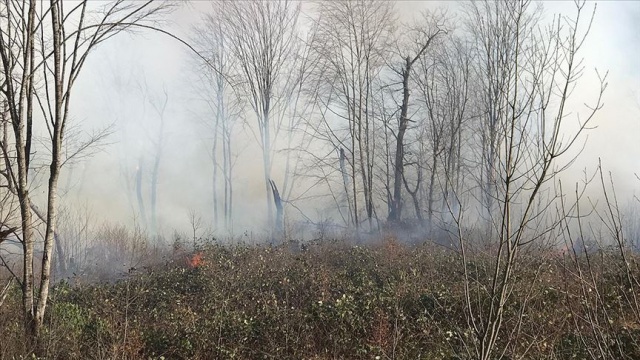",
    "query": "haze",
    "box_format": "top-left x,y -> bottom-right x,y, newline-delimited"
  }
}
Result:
55,0 -> 640,239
